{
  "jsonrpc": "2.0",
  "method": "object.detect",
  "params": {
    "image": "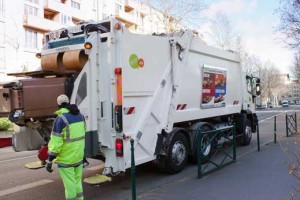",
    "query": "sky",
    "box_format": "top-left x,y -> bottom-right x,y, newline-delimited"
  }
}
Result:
198,0 -> 294,74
